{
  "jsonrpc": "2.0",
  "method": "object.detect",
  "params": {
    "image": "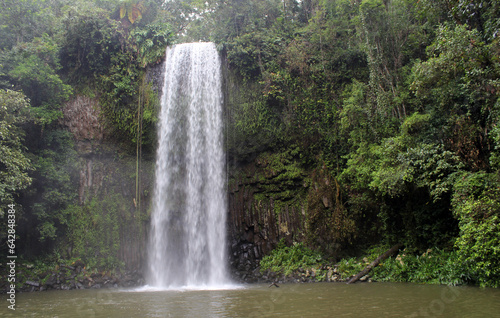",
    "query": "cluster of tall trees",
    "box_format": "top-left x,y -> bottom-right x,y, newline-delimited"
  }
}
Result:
1,0 -> 499,286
